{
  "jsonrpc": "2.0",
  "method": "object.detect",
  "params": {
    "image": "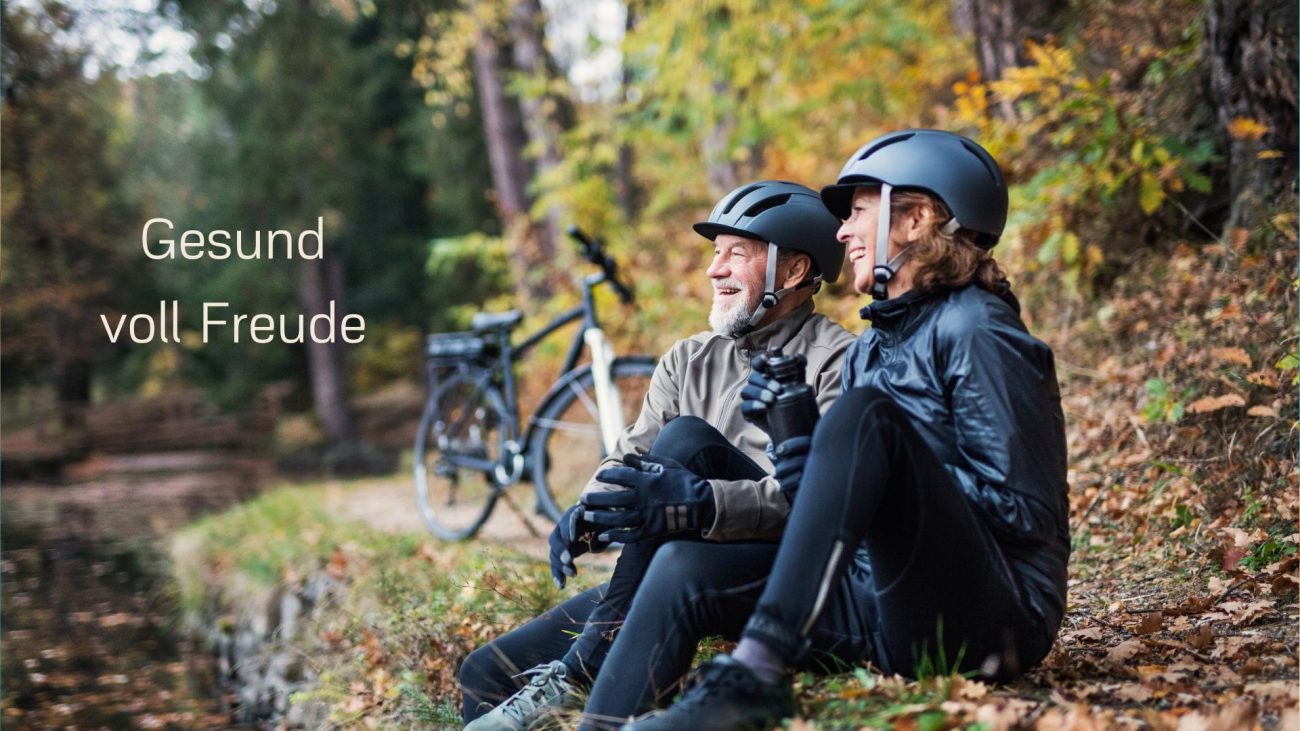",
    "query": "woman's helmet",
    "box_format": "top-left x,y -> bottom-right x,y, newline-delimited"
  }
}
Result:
694,180 -> 844,329
820,129 -> 1008,300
